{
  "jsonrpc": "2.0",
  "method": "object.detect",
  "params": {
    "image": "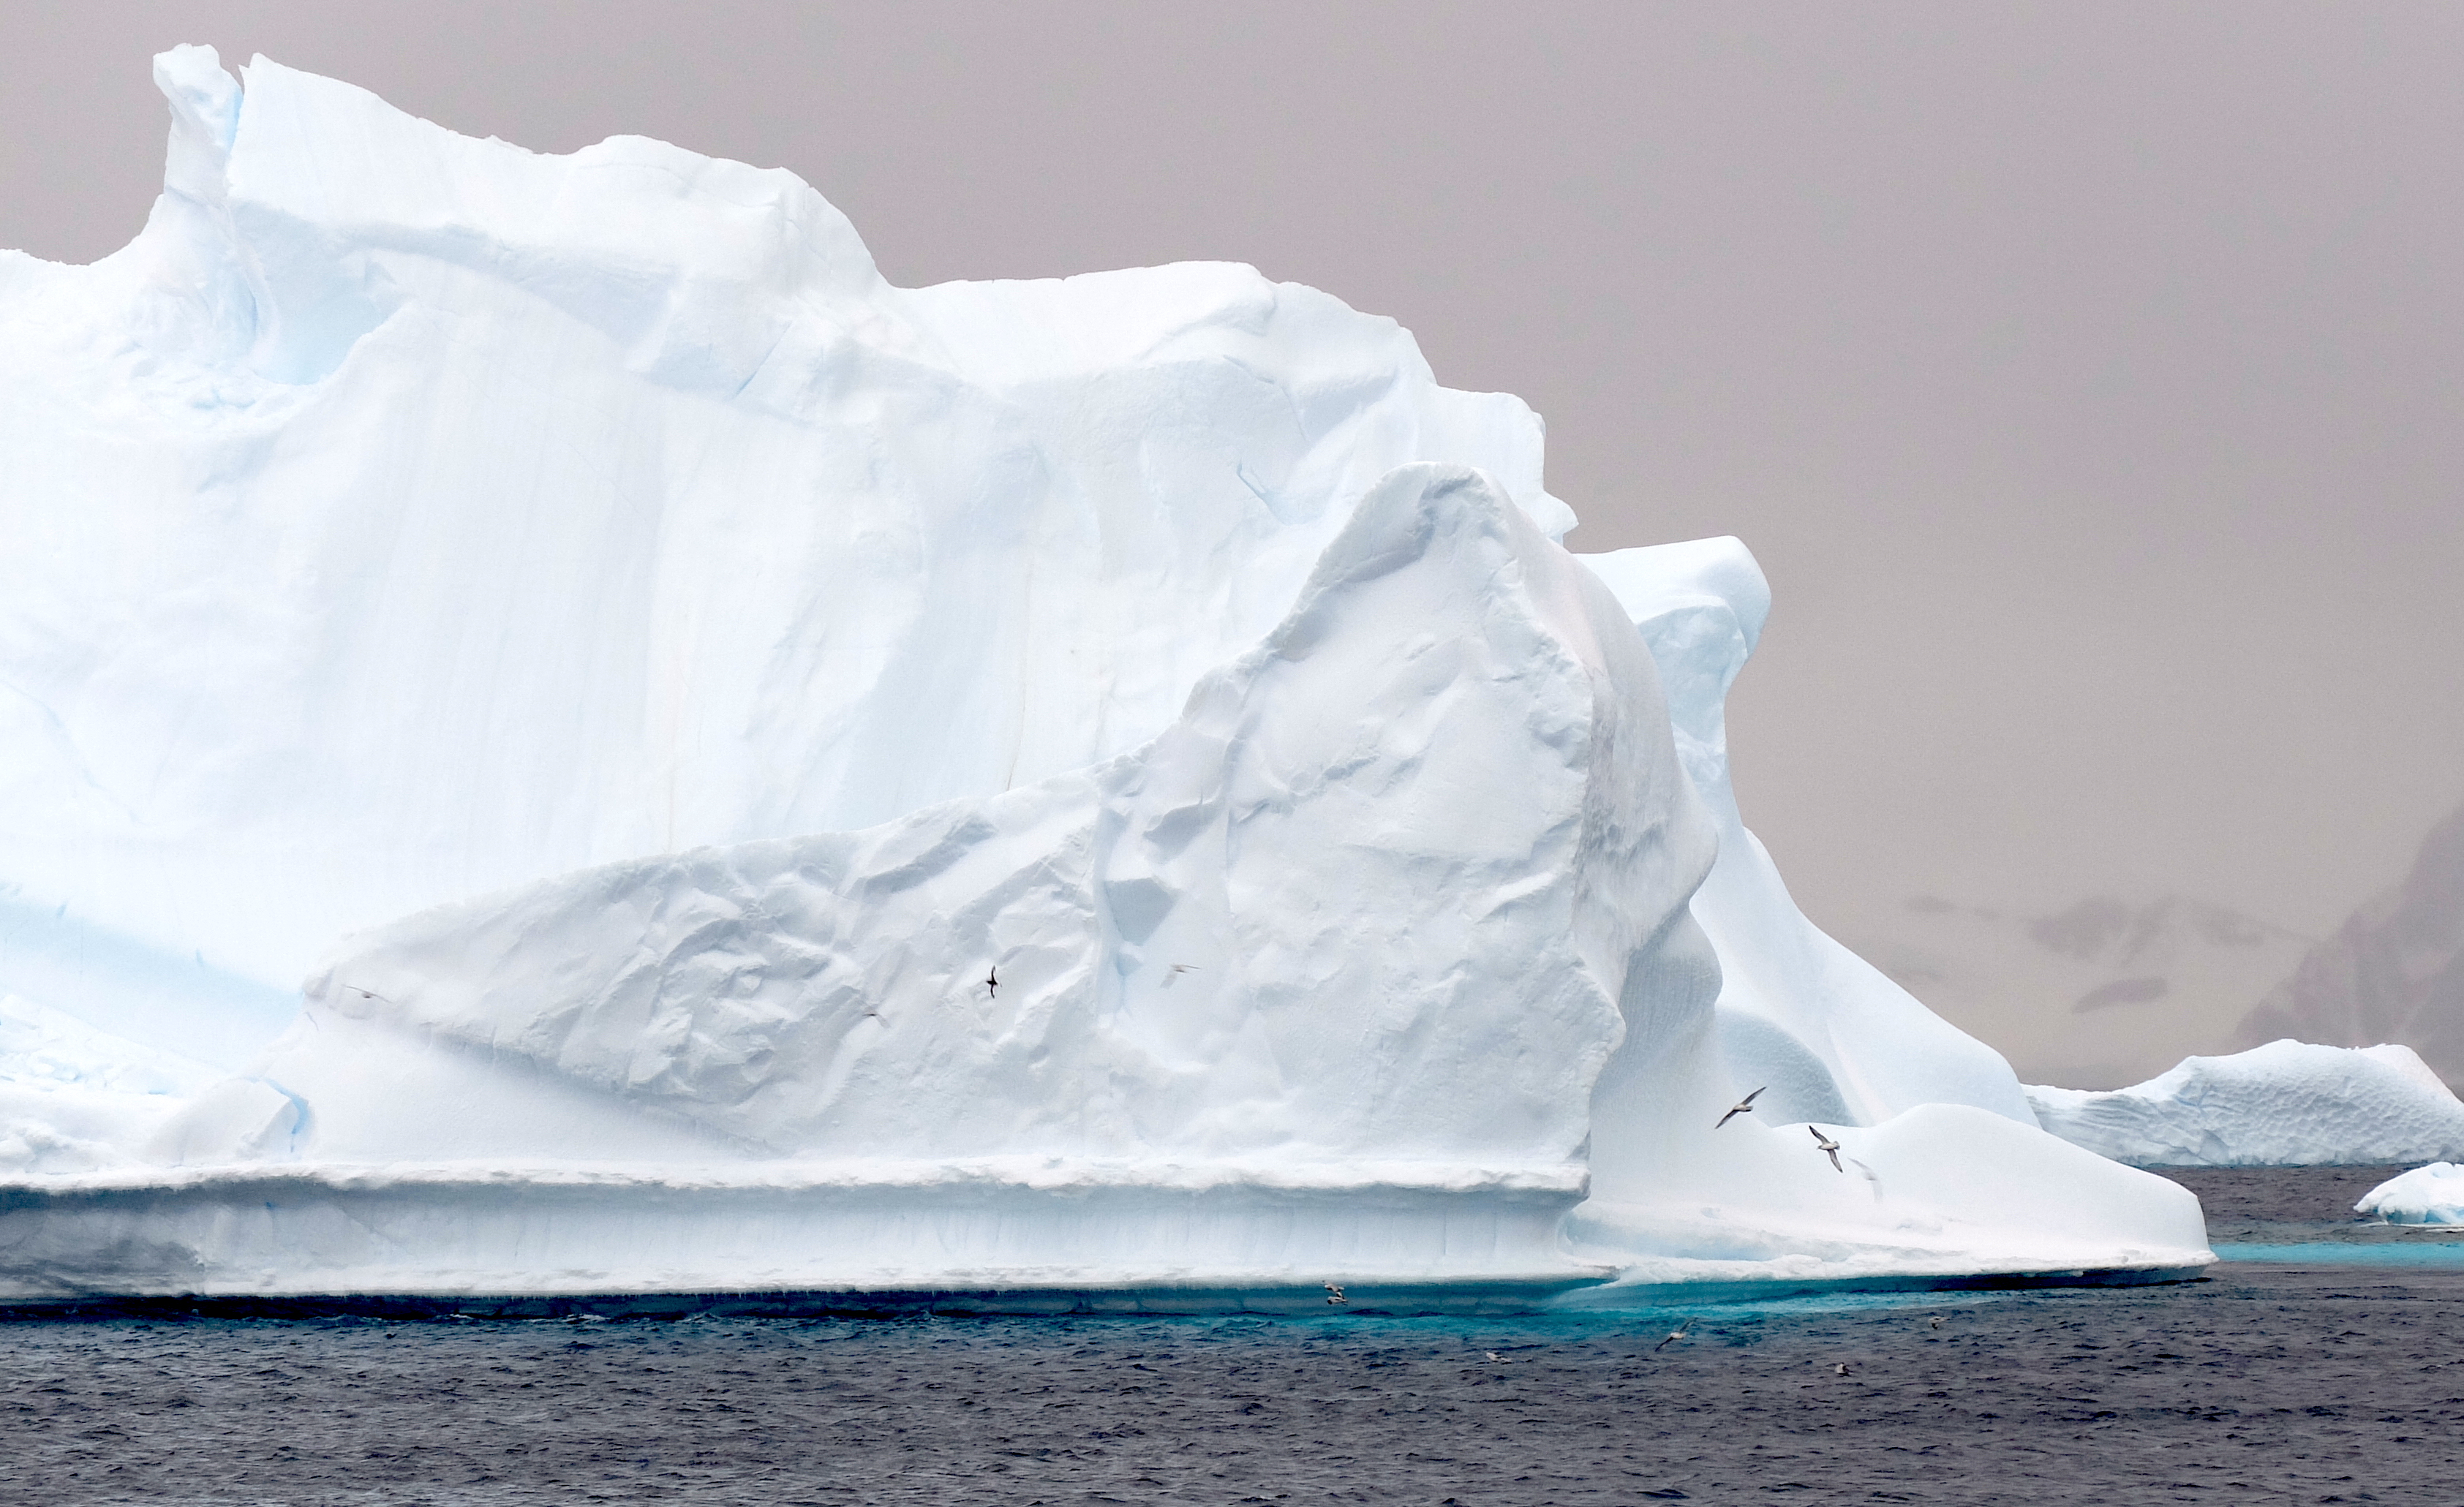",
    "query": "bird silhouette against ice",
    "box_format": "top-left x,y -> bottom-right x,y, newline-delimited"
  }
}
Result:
1715,1087 -> 1767,1129
1809,1125 -> 1845,1173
